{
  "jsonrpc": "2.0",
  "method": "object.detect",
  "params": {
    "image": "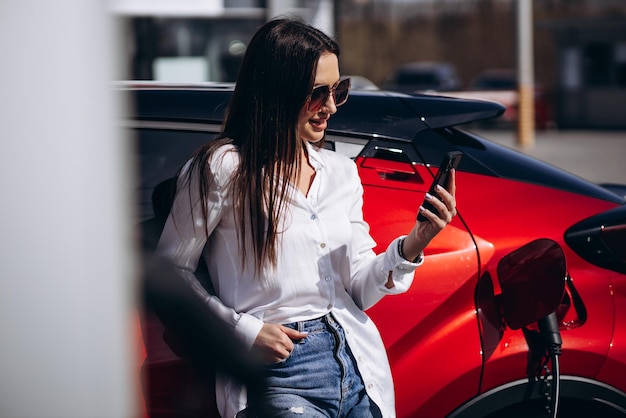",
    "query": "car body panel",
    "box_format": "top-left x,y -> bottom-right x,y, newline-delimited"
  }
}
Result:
357,149 -> 620,415
597,271 -> 626,390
